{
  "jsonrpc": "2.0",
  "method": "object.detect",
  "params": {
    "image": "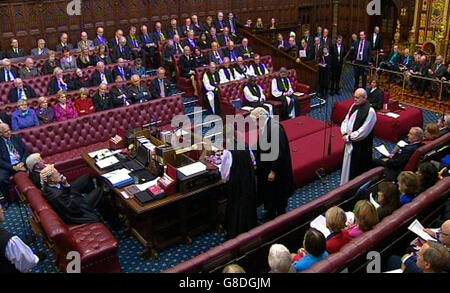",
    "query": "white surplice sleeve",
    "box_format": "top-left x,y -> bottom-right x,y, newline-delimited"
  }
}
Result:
271,79 -> 282,98
349,108 -> 377,142
243,86 -> 258,102
202,73 -> 217,92
5,236 -> 39,273
220,150 -> 233,182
